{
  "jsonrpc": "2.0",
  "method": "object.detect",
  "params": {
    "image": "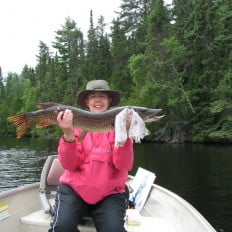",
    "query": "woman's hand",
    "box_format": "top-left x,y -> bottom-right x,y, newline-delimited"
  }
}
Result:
57,109 -> 75,142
